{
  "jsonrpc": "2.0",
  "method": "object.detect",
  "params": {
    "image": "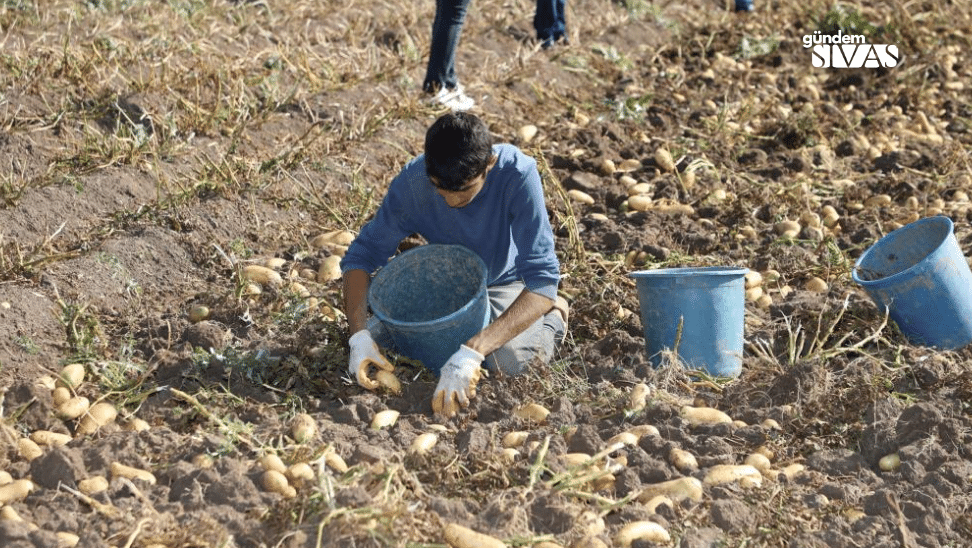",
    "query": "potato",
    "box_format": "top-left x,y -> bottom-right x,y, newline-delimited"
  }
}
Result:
124,418 -> 151,432
291,413 -> 317,444
192,453 -> 214,469
242,264 -> 283,286
567,190 -> 595,205
680,405 -> 732,426
745,286 -> 764,302
502,431 -> 529,449
617,158 -> 641,173
804,277 -> 828,293
110,462 -> 156,485
669,448 -> 698,472
324,451 -> 349,473
654,148 -> 675,172
762,418 -> 782,430
18,438 -> 43,461
56,363 -> 86,390
286,281 -> 311,298
263,257 -> 287,270
513,403 -> 549,423
0,471 -> 12,485
638,477 -> 703,503
259,454 -> 287,474
564,453 -> 595,469
0,479 -> 34,504
626,383 -> 651,412
626,424 -> 659,439
0,505 -> 27,523
615,521 -> 670,546
261,469 -> 296,498
756,294 -> 773,309
188,304 -> 210,323
371,409 -> 400,430
574,510 -> 606,537
626,195 -> 652,212
317,255 -> 343,283
286,462 -> 315,484
753,445 -> 774,460
864,194 -> 892,208
56,397 -> 90,421
773,220 -> 801,238
703,464 -> 762,488
799,211 -> 822,229
681,170 -> 696,189
56,532 -> 80,547
592,473 -> 615,492
443,522 -> 507,548
517,124 -> 538,143
651,201 -> 694,215
76,402 -> 118,436
627,182 -> 653,196
30,430 -> 72,447
310,230 -> 355,249
619,175 -> 637,188
533,542 -> 564,548
606,432 -> 638,447
499,448 -> 519,464
879,453 -> 901,471
598,158 -> 616,176
36,375 -> 57,391
78,476 -> 110,495
375,370 -> 401,394
643,494 -> 673,514
745,453 -> 772,472
744,270 -> 763,289
409,432 -> 438,455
